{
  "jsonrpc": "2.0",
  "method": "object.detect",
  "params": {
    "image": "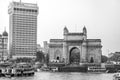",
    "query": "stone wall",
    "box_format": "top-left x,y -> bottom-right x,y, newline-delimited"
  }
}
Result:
49,41 -> 63,62
87,40 -> 102,63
